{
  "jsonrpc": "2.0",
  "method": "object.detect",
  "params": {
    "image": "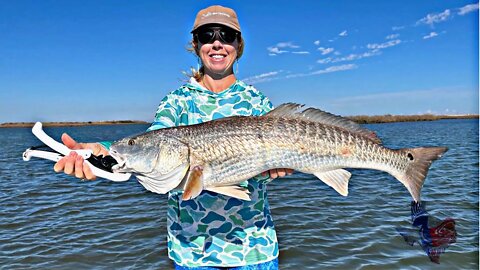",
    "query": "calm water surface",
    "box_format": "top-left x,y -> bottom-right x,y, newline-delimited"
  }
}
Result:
0,119 -> 478,269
